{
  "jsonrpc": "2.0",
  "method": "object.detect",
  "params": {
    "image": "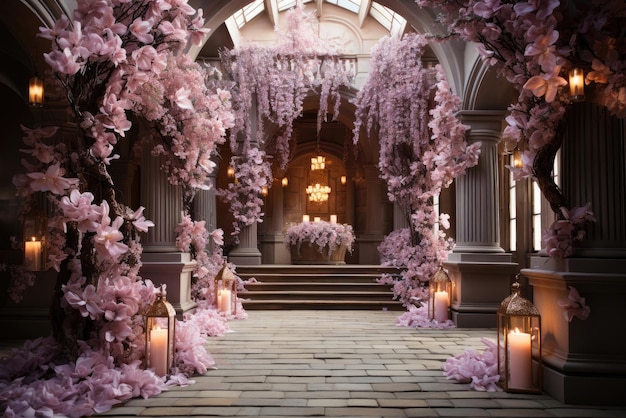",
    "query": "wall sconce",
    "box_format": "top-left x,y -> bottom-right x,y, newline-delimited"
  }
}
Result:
568,67 -> 585,102
281,177 -> 288,187
23,209 -> 46,271
497,279 -> 542,393
214,258 -> 237,316
261,185 -> 269,197
226,165 -> 235,178
512,148 -> 523,169
145,286 -> 176,377
340,175 -> 347,185
28,75 -> 44,106
429,265 -> 451,323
